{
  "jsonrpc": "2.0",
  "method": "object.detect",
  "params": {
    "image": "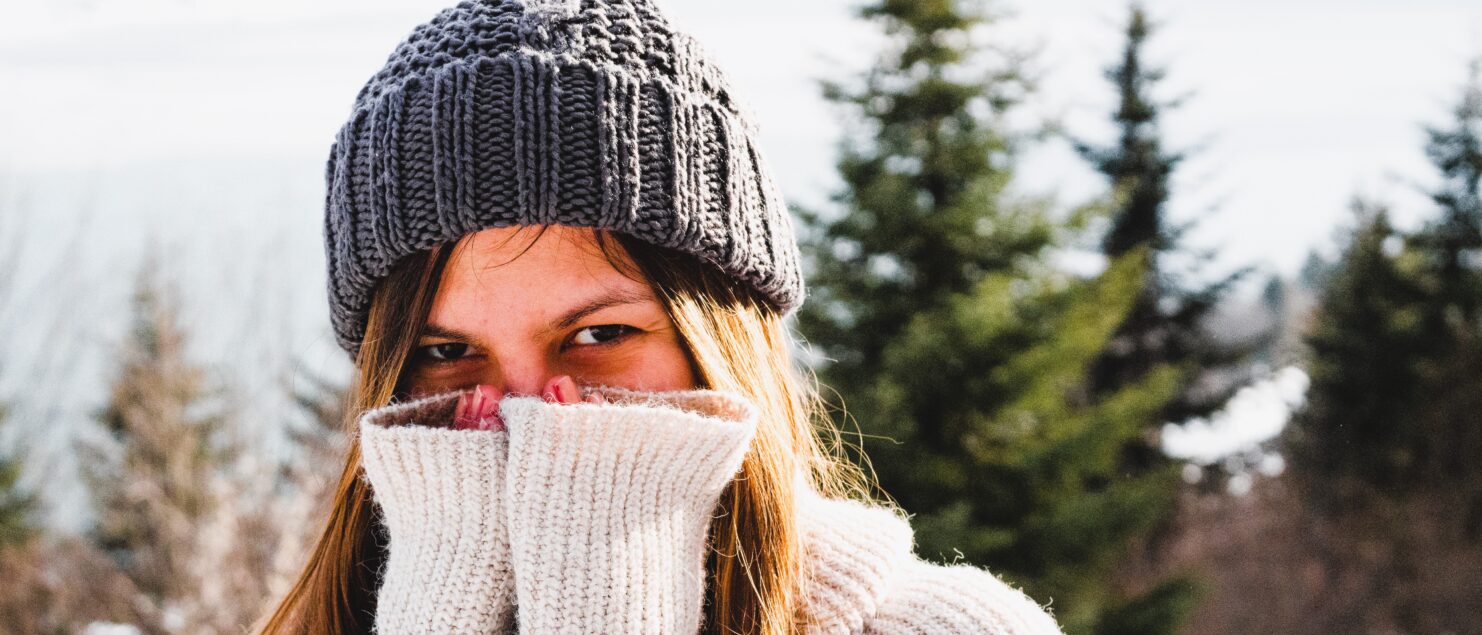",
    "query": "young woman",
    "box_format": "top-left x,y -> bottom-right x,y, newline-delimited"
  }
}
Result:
257,0 -> 1065,633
